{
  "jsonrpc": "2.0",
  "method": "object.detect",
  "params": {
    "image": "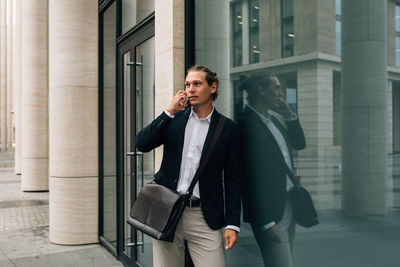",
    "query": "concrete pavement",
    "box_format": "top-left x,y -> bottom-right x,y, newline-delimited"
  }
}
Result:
0,152 -> 123,267
1,150 -> 400,267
